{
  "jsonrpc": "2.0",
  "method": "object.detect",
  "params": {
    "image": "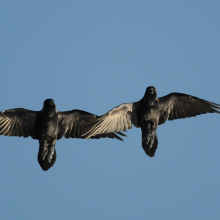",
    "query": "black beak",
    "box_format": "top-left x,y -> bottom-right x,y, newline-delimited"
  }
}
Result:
149,89 -> 154,94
